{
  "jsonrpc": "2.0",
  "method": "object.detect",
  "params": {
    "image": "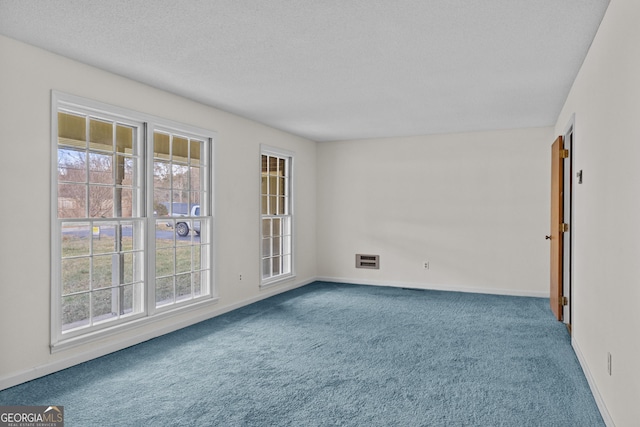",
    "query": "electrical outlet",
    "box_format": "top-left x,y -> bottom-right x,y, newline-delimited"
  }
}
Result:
607,352 -> 612,376
239,273 -> 243,281
423,261 -> 429,270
